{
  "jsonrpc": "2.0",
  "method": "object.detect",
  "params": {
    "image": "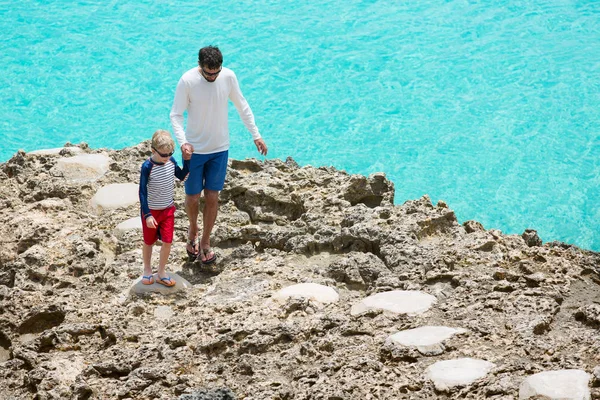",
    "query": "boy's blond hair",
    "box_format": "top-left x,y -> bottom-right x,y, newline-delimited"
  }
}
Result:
151,130 -> 175,152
